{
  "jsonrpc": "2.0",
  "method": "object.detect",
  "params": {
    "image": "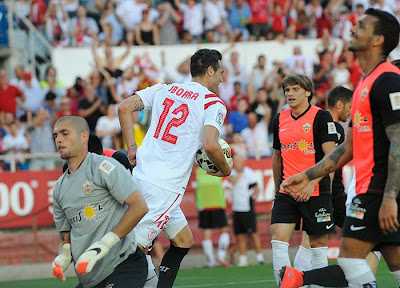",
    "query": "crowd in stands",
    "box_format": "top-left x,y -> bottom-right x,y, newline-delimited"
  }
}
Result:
8,0 -> 400,47
1,0 -> 400,172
